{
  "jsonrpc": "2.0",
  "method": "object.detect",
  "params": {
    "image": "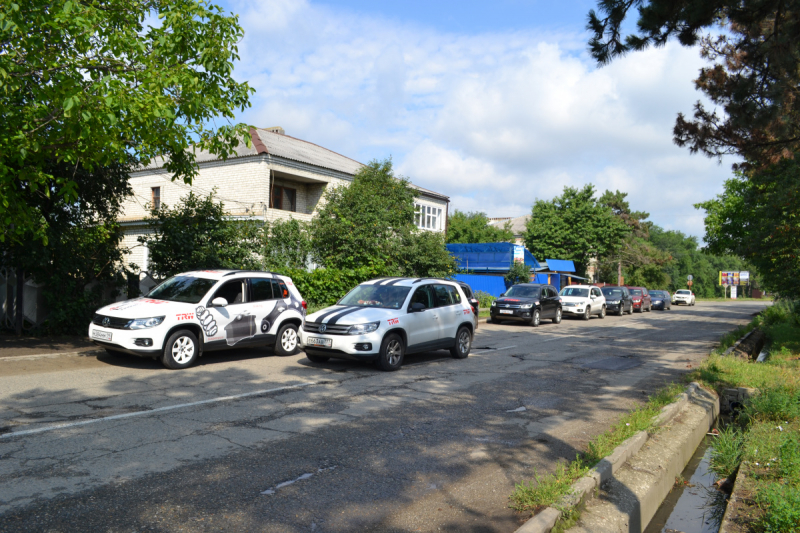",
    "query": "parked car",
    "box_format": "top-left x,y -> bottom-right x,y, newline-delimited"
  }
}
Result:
89,270 -> 307,369
625,286 -> 652,312
649,290 -> 672,310
559,285 -> 607,320
299,278 -> 476,371
672,289 -> 696,306
600,285 -> 633,315
489,283 -> 562,326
